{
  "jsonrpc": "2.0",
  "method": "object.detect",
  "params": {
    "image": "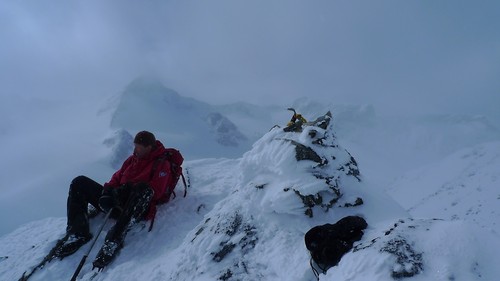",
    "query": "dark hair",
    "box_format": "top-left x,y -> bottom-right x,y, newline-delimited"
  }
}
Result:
134,131 -> 156,147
